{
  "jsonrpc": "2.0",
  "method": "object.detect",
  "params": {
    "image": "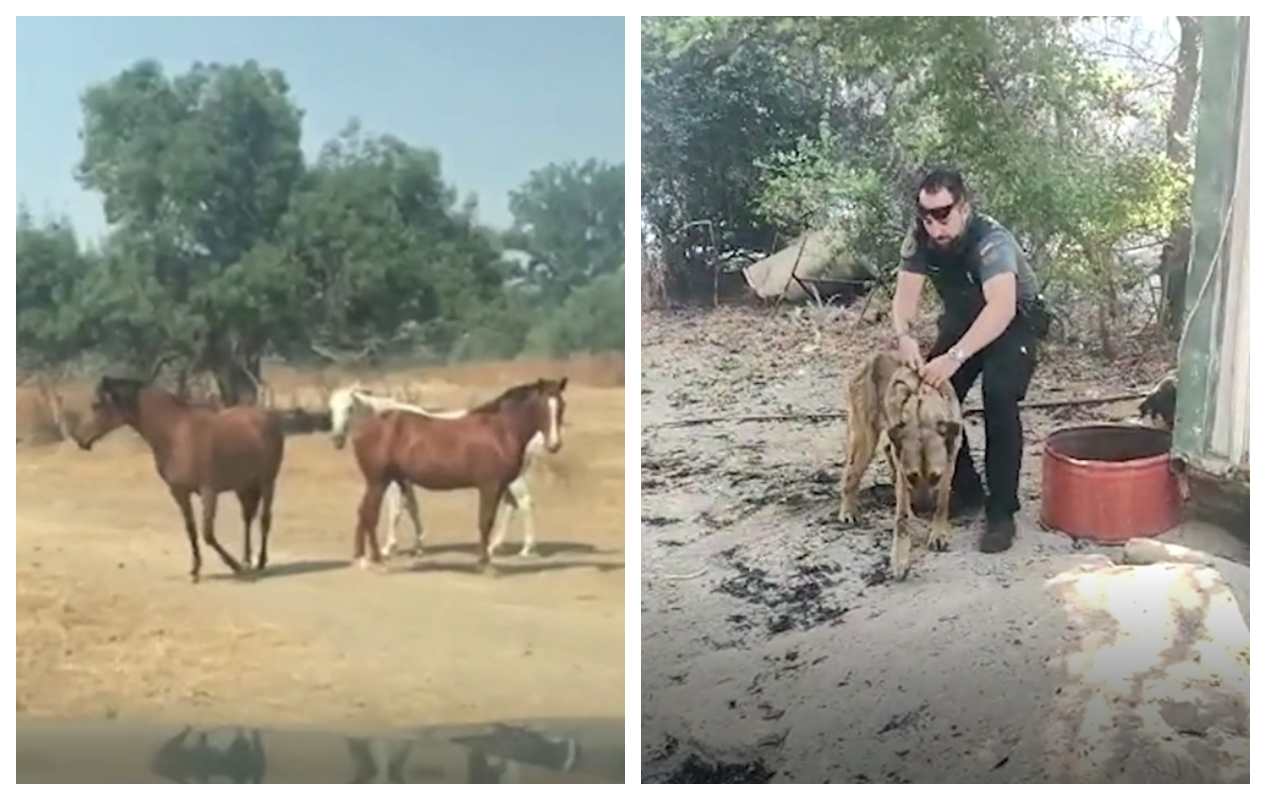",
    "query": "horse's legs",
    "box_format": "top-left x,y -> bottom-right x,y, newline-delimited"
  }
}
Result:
199,488 -> 243,574
236,487 -> 262,567
400,482 -> 424,552
476,485 -> 502,571
356,480 -> 389,568
380,482 -> 421,558
257,482 -> 275,571
172,488 -> 202,582
488,489 -> 516,556
508,478 -> 537,557
381,483 -> 401,559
